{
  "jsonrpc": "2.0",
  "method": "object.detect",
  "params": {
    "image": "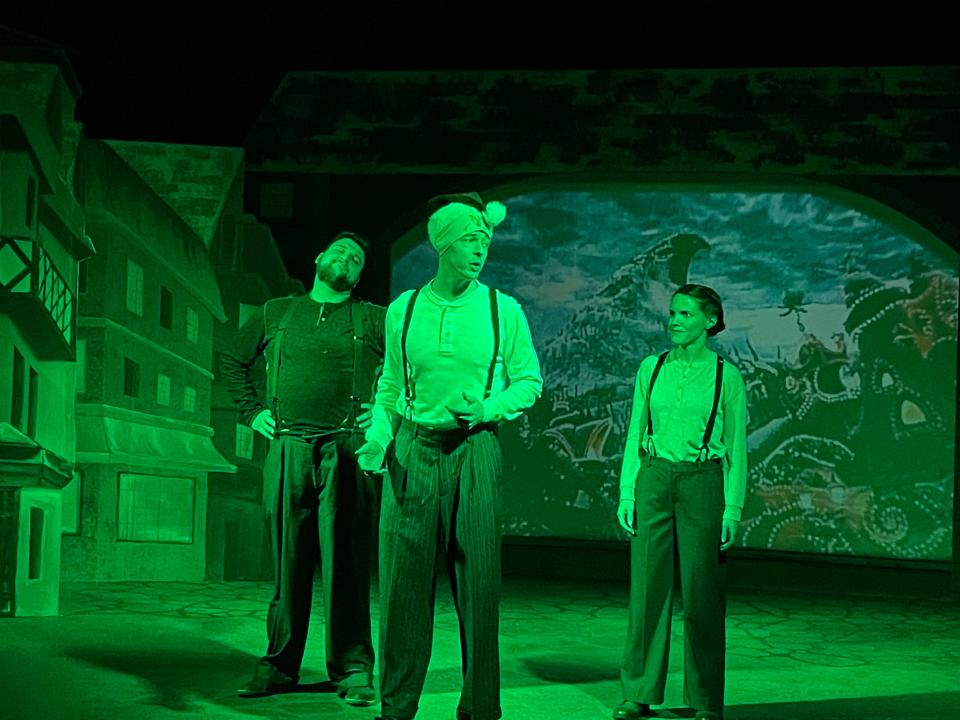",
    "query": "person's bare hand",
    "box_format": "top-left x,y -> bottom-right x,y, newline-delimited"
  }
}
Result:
356,402 -> 374,431
251,408 -> 276,439
617,499 -> 636,536
445,392 -> 484,429
720,518 -> 738,551
356,440 -> 386,475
